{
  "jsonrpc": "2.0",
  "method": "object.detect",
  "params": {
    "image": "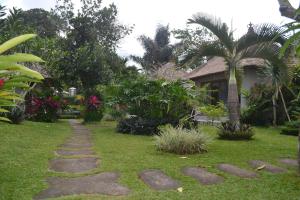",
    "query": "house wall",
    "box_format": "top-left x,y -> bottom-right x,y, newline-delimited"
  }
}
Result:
240,66 -> 265,108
